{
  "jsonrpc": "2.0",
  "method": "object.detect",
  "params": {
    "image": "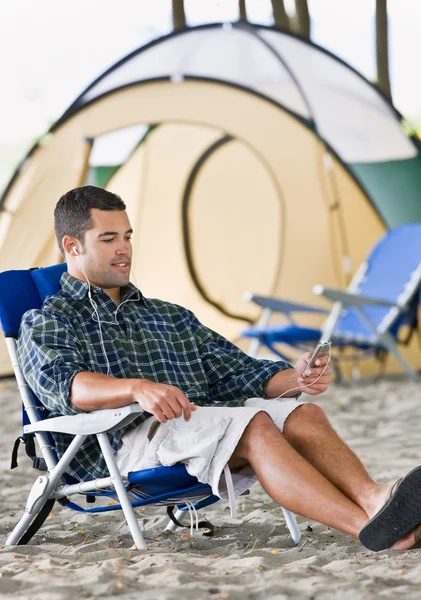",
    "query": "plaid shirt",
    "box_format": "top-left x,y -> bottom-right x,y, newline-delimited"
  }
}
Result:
17,272 -> 291,481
